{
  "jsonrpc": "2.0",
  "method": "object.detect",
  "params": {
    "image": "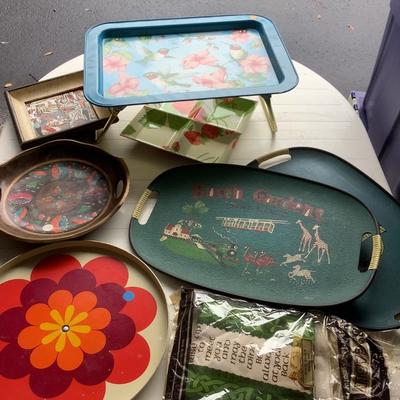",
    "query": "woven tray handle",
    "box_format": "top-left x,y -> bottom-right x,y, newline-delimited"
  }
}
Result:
249,148 -> 383,271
